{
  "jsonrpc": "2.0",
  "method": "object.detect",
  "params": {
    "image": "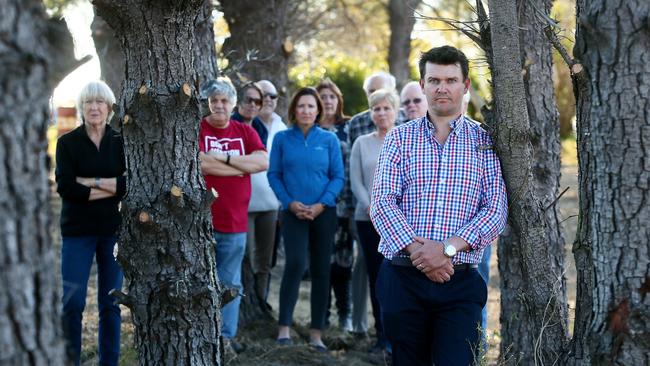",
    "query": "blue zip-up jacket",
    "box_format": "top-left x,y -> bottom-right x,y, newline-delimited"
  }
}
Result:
268,125 -> 344,209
